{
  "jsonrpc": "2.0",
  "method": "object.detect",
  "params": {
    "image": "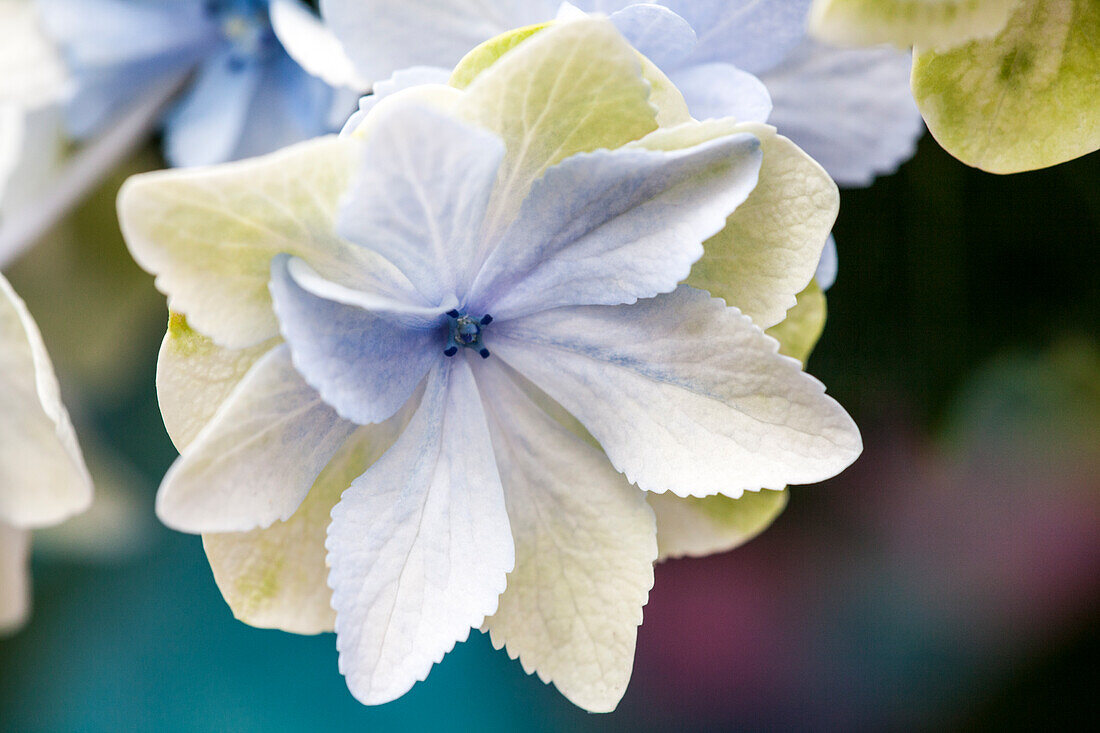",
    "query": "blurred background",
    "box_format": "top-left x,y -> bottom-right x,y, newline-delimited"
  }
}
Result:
1,85 -> 1098,733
